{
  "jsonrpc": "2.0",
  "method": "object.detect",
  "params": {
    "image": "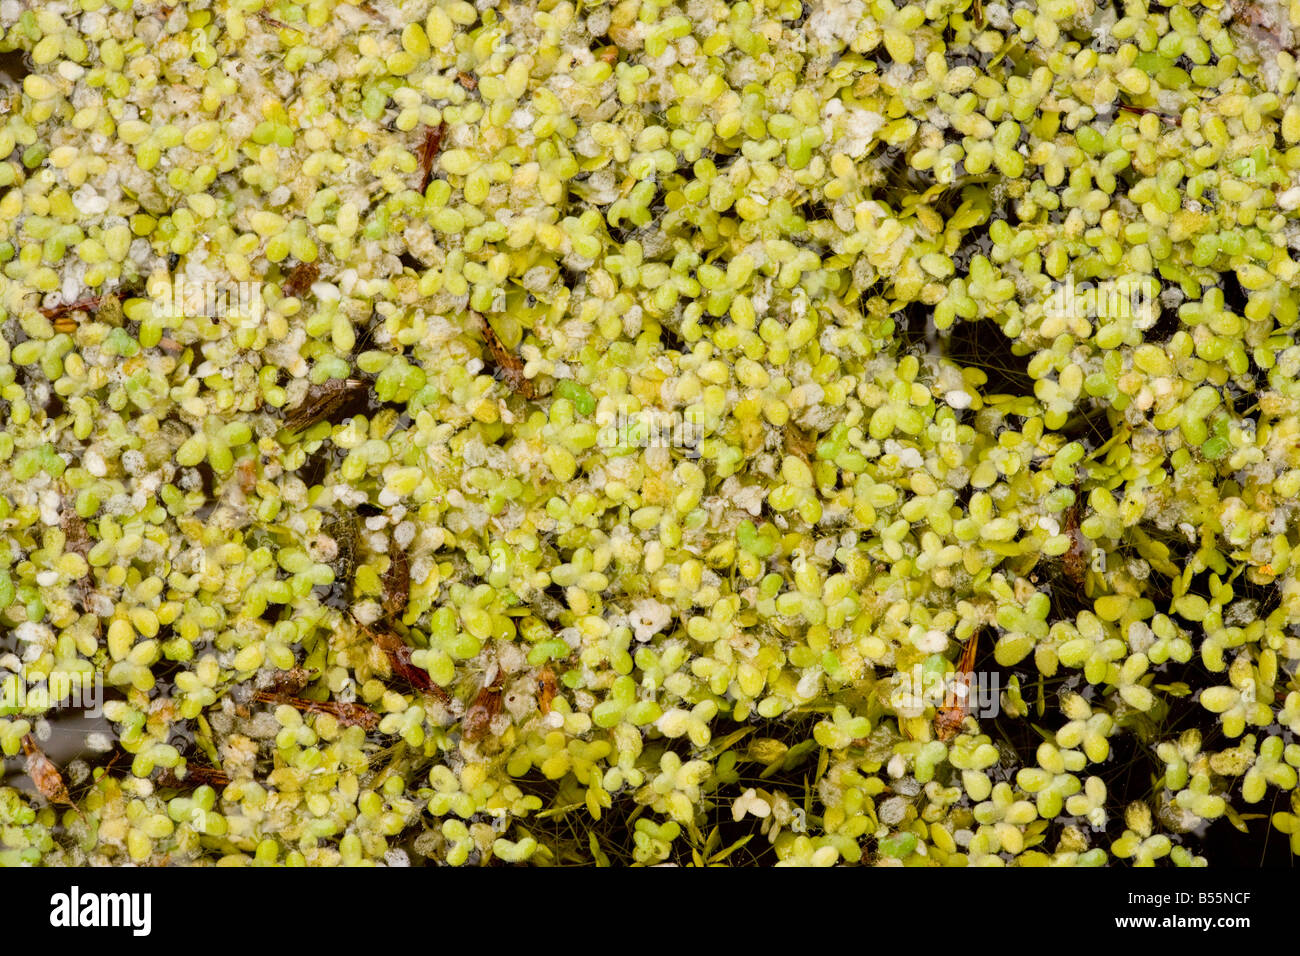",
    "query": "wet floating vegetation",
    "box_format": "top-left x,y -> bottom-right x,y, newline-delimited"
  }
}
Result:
2,0 -> 1300,869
